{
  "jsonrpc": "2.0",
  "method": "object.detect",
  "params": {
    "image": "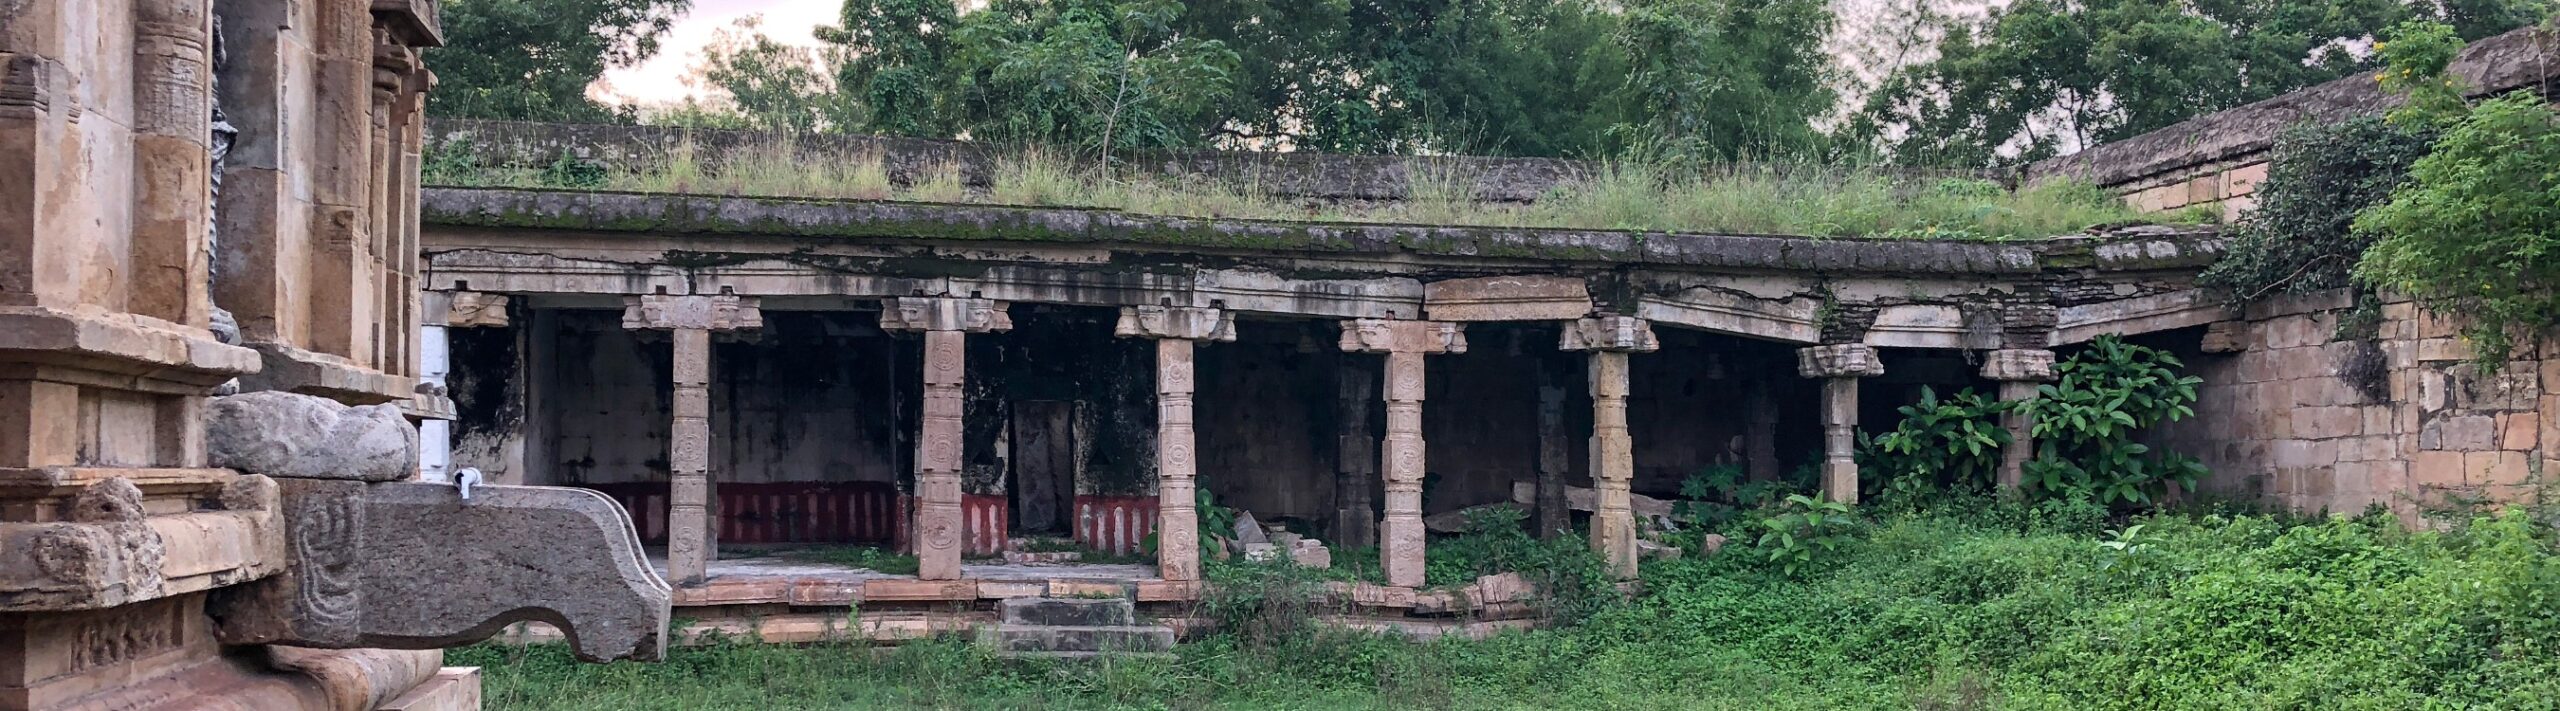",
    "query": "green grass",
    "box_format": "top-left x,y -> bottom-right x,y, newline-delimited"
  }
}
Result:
422,139 -> 2202,241
452,500 -> 2560,710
